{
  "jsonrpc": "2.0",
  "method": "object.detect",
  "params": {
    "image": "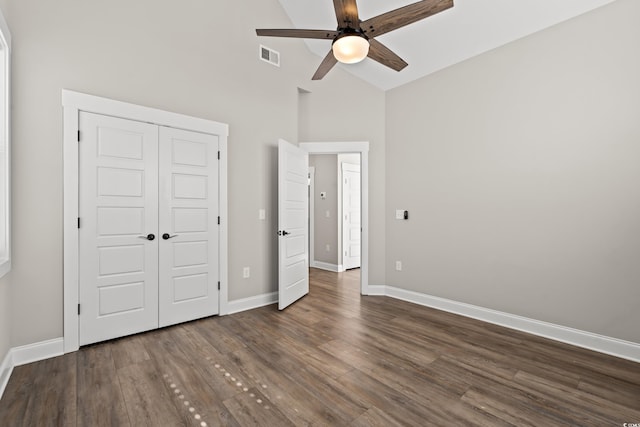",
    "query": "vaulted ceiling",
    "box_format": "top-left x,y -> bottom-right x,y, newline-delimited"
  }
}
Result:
276,0 -> 617,90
